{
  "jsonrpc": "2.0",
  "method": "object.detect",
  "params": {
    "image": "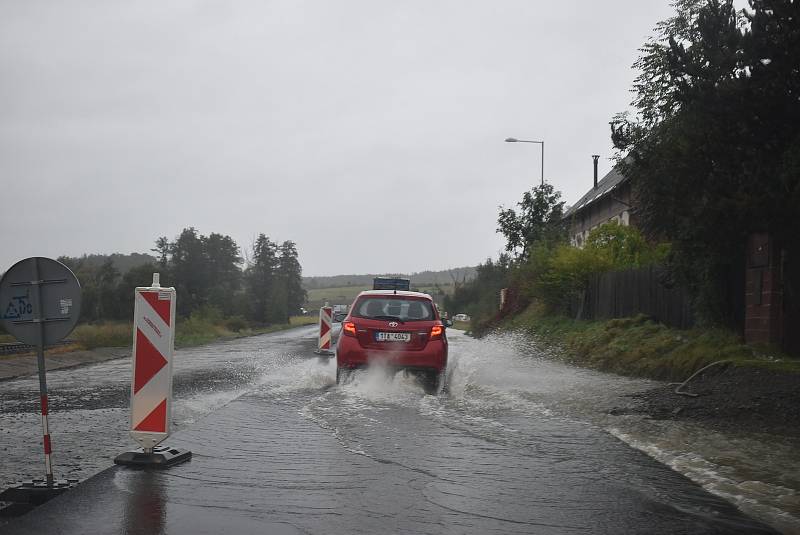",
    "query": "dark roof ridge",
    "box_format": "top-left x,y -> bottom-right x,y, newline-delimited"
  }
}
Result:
563,165 -> 628,218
